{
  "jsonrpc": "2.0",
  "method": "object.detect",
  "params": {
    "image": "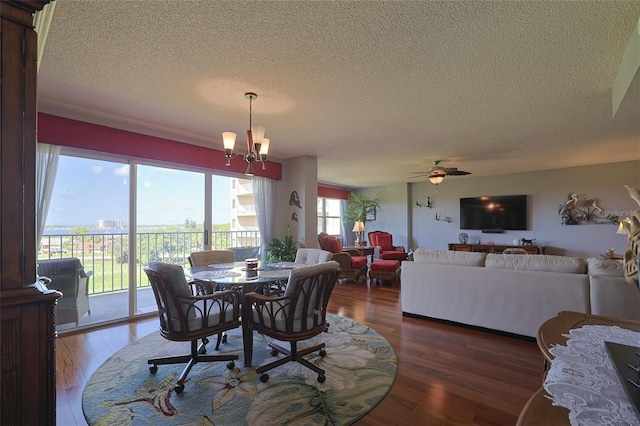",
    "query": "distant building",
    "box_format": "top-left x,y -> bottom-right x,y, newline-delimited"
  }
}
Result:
98,219 -> 123,229
230,178 -> 259,246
